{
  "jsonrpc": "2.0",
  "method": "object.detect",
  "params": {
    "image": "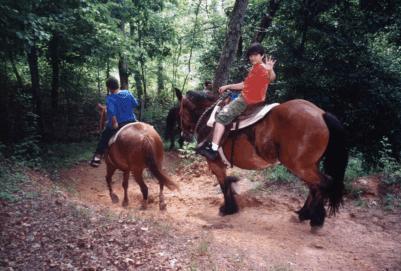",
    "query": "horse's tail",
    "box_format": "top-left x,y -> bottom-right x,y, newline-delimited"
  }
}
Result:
322,112 -> 348,215
143,136 -> 179,191
164,106 -> 178,139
